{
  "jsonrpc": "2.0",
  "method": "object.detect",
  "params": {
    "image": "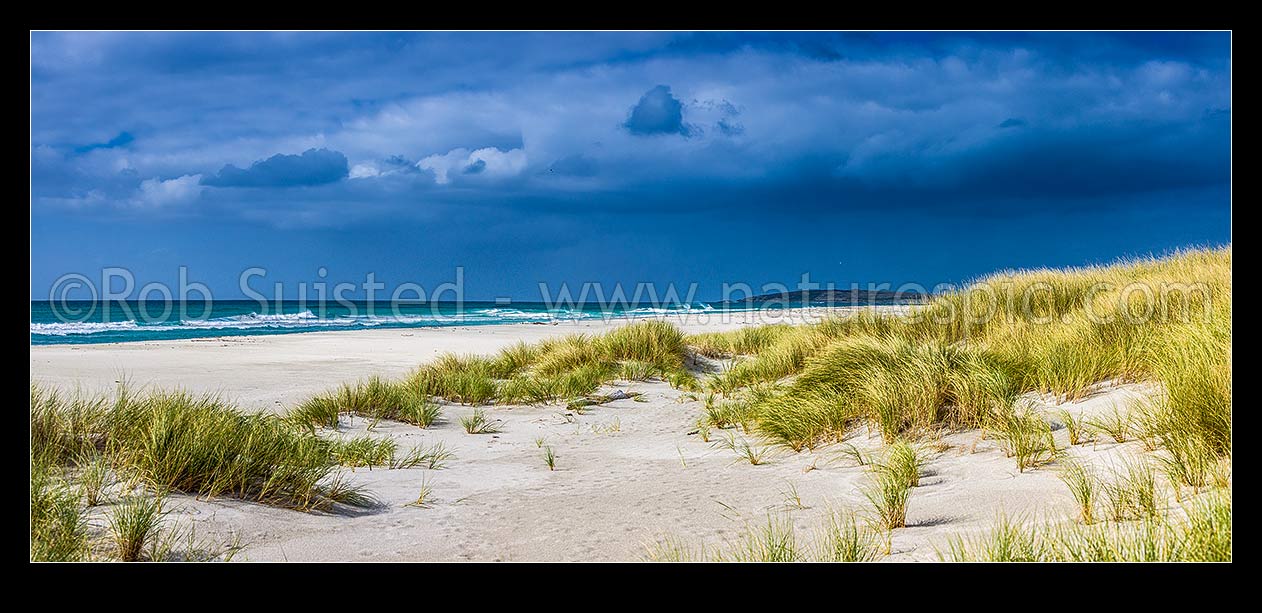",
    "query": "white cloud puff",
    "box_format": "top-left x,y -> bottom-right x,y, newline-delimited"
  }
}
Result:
134,174 -> 204,207
416,147 -> 527,185
348,163 -> 381,179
